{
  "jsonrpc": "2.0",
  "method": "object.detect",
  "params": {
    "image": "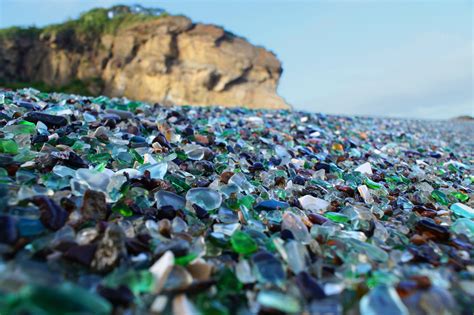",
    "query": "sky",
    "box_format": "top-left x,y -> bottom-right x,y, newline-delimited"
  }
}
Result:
0,0 -> 472,119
